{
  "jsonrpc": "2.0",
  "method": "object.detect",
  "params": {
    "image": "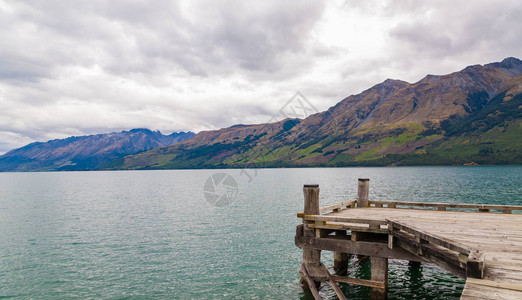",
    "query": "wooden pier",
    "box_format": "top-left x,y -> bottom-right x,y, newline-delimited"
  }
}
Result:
295,179 -> 522,299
